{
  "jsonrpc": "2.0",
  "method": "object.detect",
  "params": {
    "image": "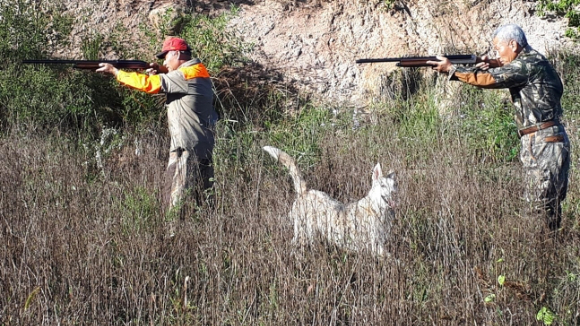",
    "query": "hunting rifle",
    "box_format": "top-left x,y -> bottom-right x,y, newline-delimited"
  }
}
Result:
22,59 -> 150,70
355,54 -> 477,67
